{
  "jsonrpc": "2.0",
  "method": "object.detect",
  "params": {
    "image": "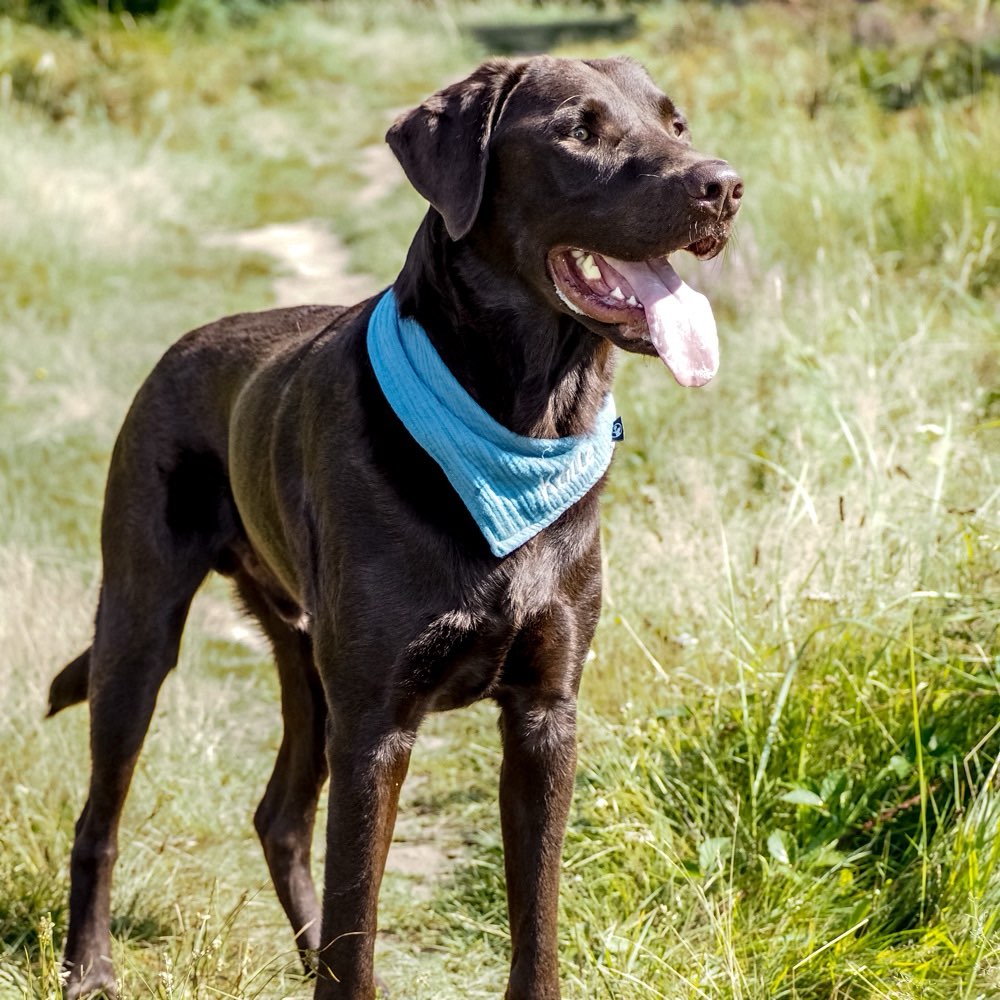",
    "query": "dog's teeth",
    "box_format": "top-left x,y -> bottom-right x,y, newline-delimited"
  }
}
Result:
626,295 -> 639,307
579,254 -> 601,281
571,249 -> 584,260
610,286 -> 625,301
